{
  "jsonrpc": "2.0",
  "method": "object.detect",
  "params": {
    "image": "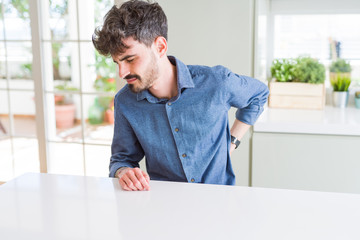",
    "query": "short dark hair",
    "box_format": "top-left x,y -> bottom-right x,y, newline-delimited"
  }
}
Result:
92,0 -> 168,57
